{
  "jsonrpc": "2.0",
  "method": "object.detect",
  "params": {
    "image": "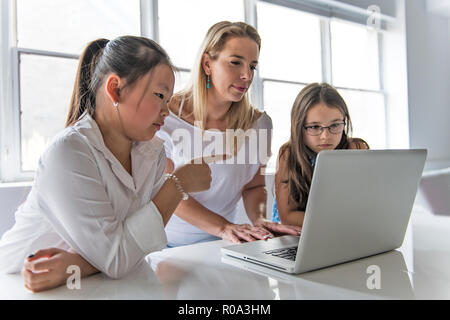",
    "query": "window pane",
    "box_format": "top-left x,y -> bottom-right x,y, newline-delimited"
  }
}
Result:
159,0 -> 244,70
331,20 -> 380,90
257,1 -> 322,83
263,81 -> 305,172
17,0 -> 140,54
20,54 -> 78,171
338,89 -> 386,149
174,71 -> 190,94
